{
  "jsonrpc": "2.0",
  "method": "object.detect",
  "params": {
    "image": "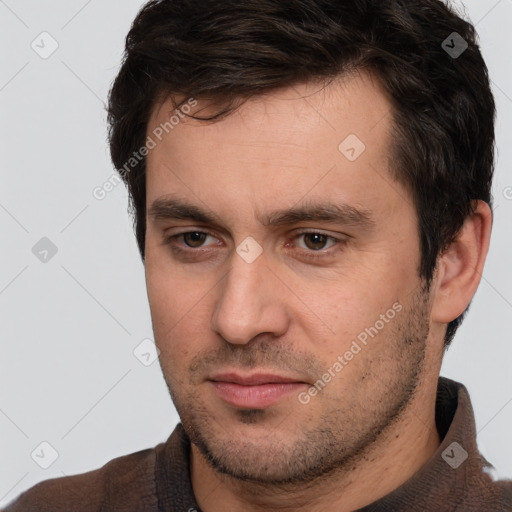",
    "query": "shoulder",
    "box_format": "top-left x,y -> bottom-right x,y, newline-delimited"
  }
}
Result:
2,444 -> 163,512
490,475 -> 512,509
